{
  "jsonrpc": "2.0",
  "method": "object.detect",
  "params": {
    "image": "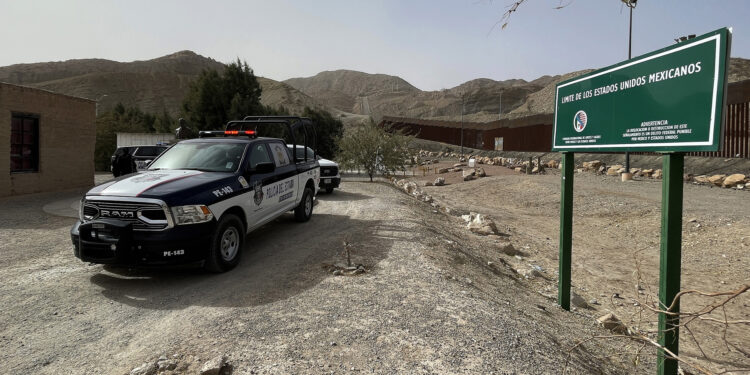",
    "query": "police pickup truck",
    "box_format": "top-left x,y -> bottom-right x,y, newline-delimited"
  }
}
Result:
71,117 -> 320,272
